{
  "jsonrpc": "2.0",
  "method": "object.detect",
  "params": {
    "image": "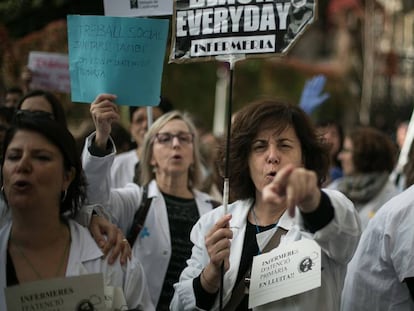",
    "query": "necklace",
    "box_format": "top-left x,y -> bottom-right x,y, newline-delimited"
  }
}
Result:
11,233 -> 71,280
251,207 -> 279,255
250,207 -> 279,234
